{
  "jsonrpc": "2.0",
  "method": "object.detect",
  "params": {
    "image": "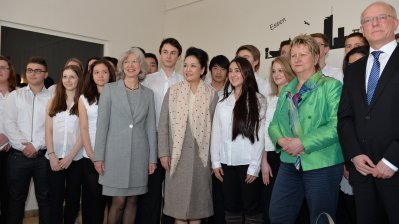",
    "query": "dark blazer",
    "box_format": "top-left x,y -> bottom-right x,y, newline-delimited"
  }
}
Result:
338,45 -> 399,184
